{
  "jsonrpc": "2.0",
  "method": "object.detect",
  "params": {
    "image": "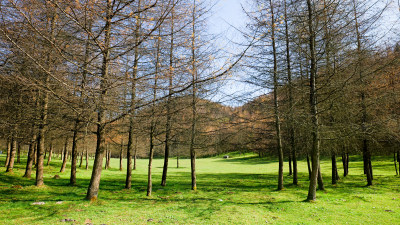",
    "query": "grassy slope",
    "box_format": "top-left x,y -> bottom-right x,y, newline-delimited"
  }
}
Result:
0,153 -> 399,225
